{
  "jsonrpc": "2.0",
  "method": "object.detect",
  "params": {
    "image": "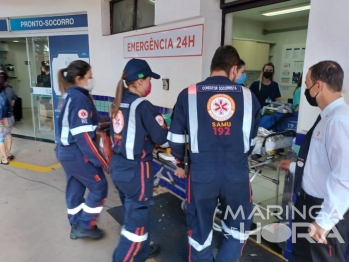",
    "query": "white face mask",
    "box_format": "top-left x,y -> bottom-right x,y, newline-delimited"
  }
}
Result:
84,78 -> 95,91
